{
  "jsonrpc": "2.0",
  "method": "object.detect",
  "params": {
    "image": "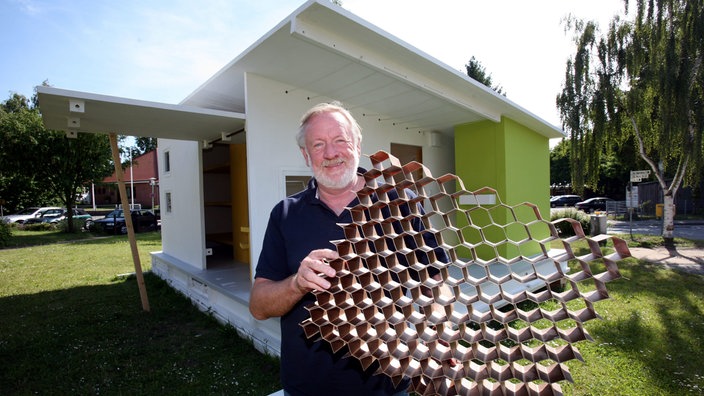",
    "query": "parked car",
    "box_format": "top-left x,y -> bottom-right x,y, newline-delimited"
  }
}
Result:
90,209 -> 158,234
1,206 -> 63,224
23,208 -> 68,224
24,208 -> 92,225
550,195 -> 582,208
575,197 -> 614,213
